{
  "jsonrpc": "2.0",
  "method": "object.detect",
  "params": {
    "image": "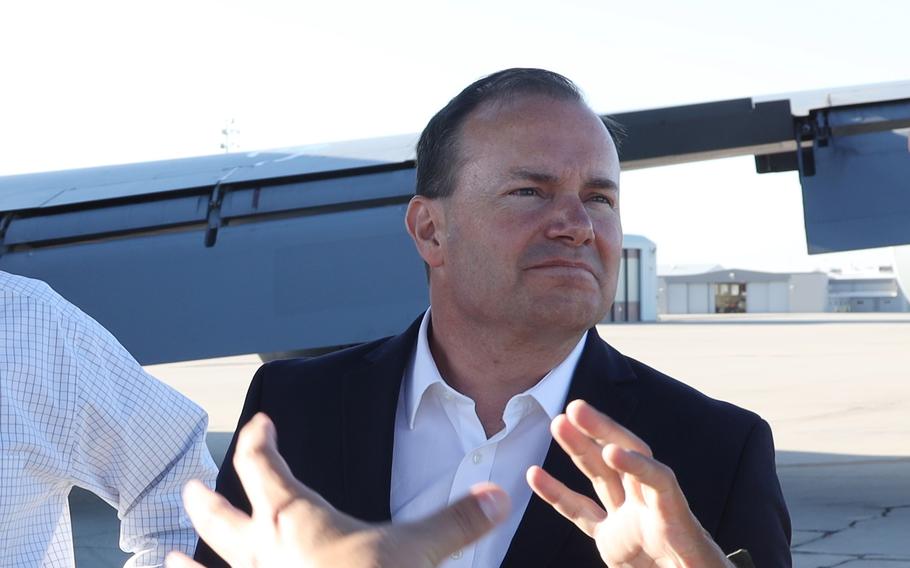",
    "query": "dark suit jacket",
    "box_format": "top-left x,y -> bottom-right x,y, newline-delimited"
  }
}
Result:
196,318 -> 792,567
